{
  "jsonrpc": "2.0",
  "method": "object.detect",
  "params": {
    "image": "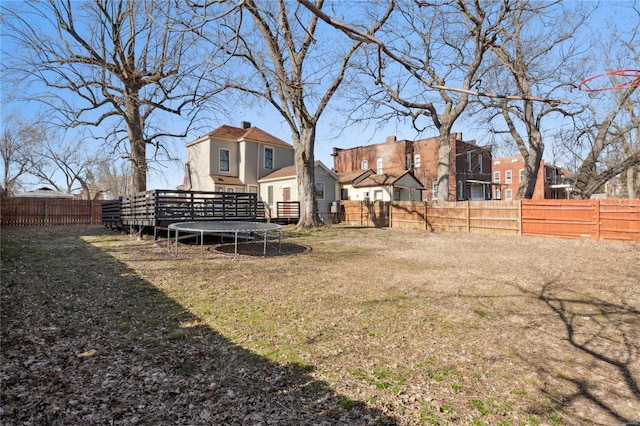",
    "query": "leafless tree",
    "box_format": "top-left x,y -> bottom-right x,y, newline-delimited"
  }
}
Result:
94,159 -> 131,200
28,135 -> 103,198
199,0 -> 391,226
568,5 -> 640,199
0,116 -> 45,196
2,0 -> 221,194
300,0 -> 541,201
570,86 -> 640,199
476,0 -> 589,199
